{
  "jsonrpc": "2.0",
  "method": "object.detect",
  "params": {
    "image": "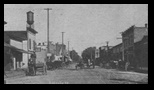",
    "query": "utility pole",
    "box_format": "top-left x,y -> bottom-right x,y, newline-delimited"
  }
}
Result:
44,8 -> 52,54
68,41 -> 70,58
106,41 -> 109,64
72,47 -> 73,61
117,33 -> 125,62
62,32 -> 65,62
106,41 -> 109,50
117,38 -> 124,62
